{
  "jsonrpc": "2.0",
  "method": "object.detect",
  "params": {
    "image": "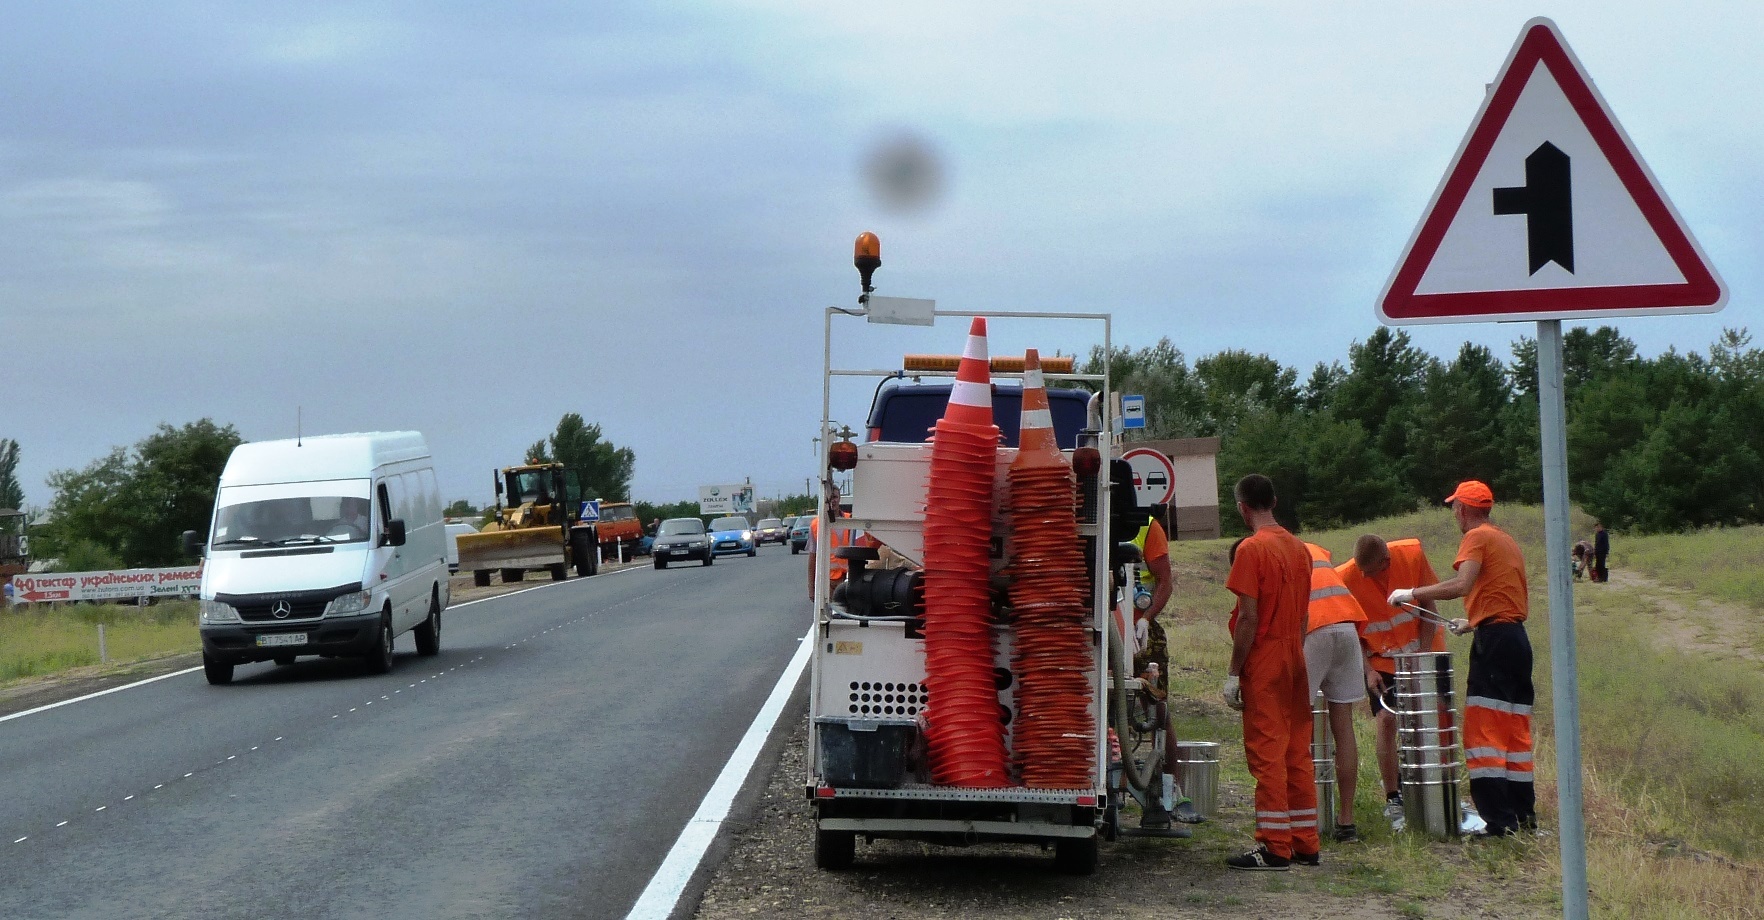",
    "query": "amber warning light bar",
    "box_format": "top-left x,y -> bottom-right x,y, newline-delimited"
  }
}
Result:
902,354 -> 1076,374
